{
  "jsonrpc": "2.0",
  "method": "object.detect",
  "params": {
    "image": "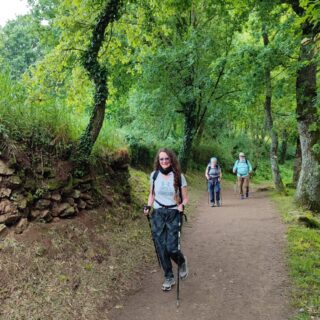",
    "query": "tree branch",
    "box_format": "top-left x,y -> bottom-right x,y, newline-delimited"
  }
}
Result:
61,47 -> 86,52
213,89 -> 242,101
